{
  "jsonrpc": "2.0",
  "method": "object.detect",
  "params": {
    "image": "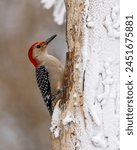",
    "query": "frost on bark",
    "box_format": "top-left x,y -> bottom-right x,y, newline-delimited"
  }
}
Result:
50,0 -> 119,150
